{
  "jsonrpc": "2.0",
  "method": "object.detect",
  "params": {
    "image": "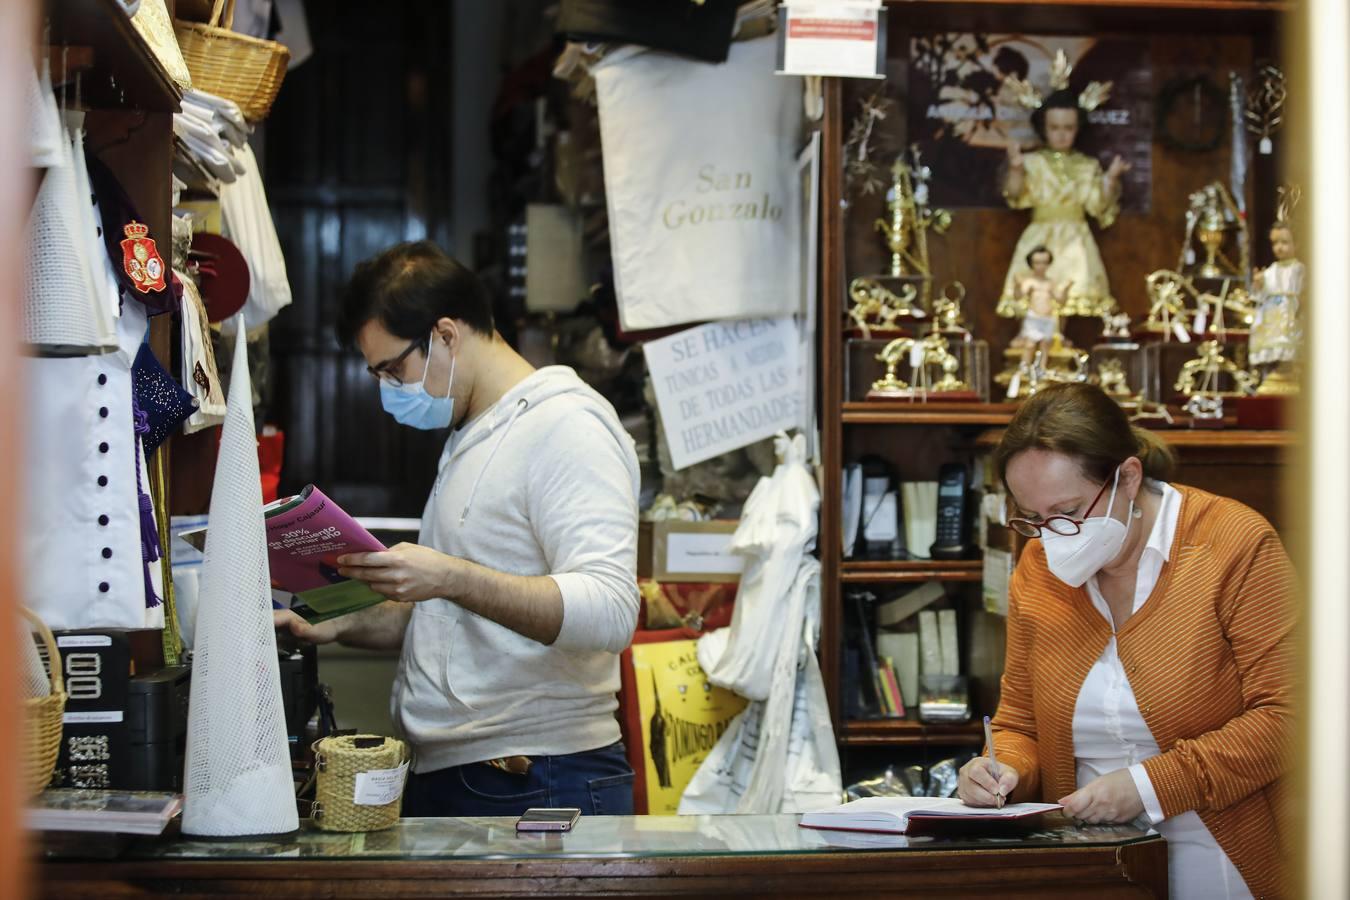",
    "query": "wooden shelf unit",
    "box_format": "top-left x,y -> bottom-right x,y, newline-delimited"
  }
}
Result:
817,0 -> 1292,751
841,402 -> 1019,426
841,559 -> 983,584
840,718 -> 987,748
46,0 -> 183,114
879,0 -> 1289,33
974,427 -> 1297,449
